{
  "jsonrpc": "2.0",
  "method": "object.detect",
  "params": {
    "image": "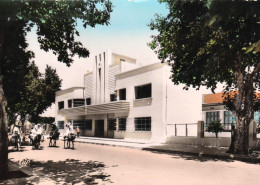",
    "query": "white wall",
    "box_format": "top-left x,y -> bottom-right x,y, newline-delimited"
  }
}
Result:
116,64 -> 166,139
55,88 -> 84,122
